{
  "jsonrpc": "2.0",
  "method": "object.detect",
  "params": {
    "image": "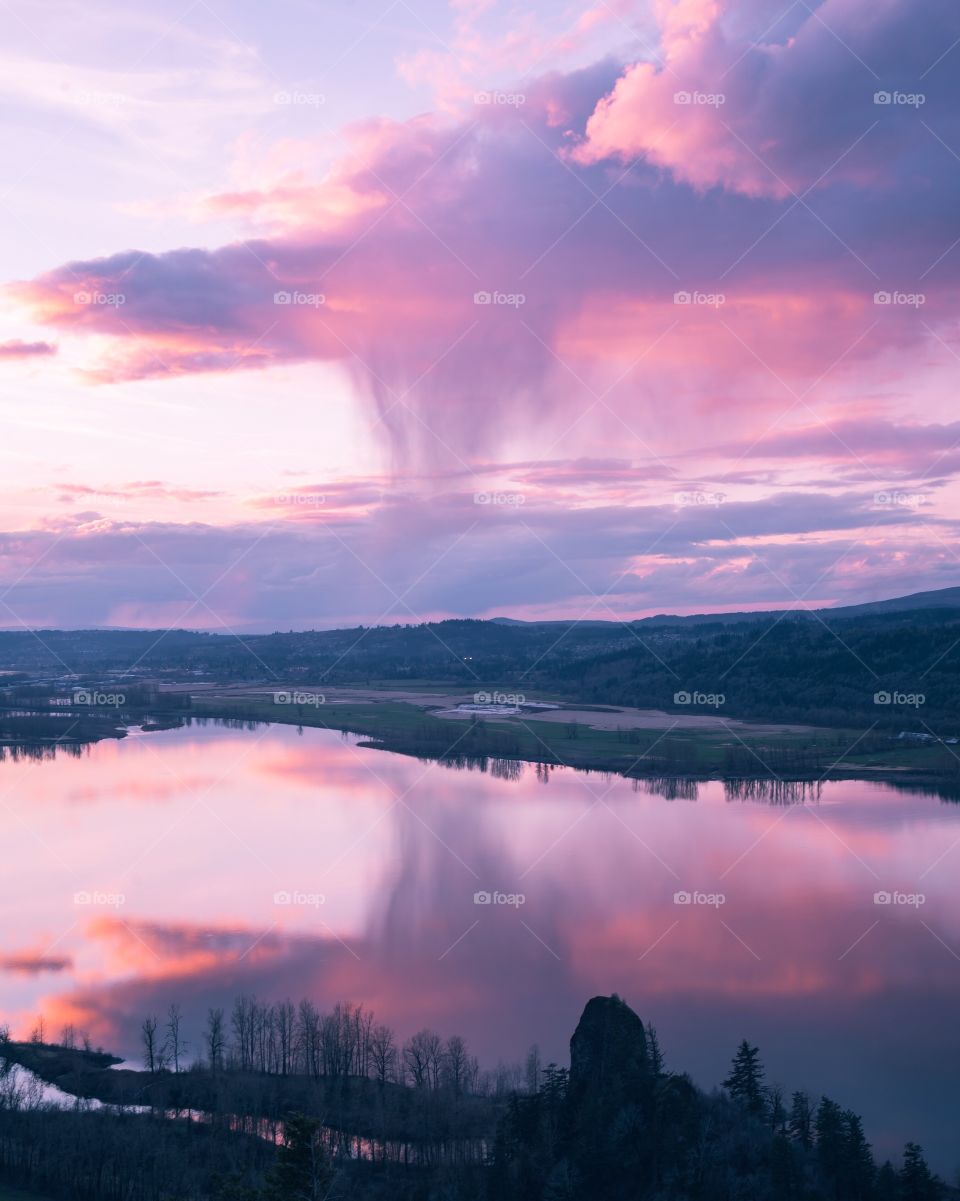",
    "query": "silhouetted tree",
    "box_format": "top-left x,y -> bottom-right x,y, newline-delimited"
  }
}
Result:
899,1143 -> 940,1201
206,1007 -> 226,1074
262,1113 -> 334,1201
723,1040 -> 765,1113
165,1003 -> 186,1073
789,1090 -> 813,1149
141,1016 -> 159,1073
